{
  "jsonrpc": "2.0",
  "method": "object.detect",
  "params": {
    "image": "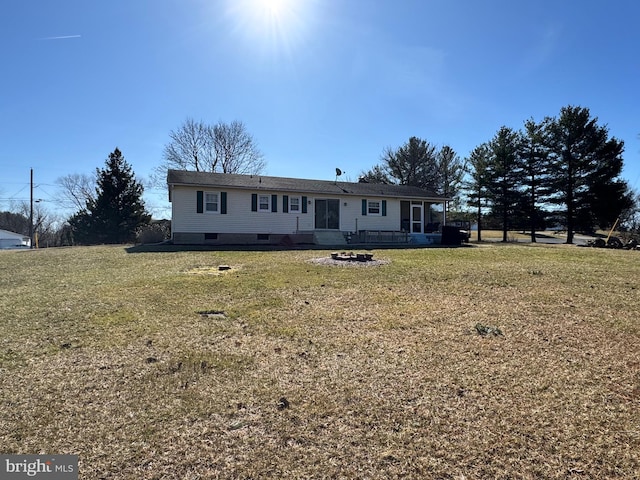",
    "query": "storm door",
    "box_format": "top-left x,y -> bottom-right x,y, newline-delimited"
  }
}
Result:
315,199 -> 340,229
411,202 -> 423,233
